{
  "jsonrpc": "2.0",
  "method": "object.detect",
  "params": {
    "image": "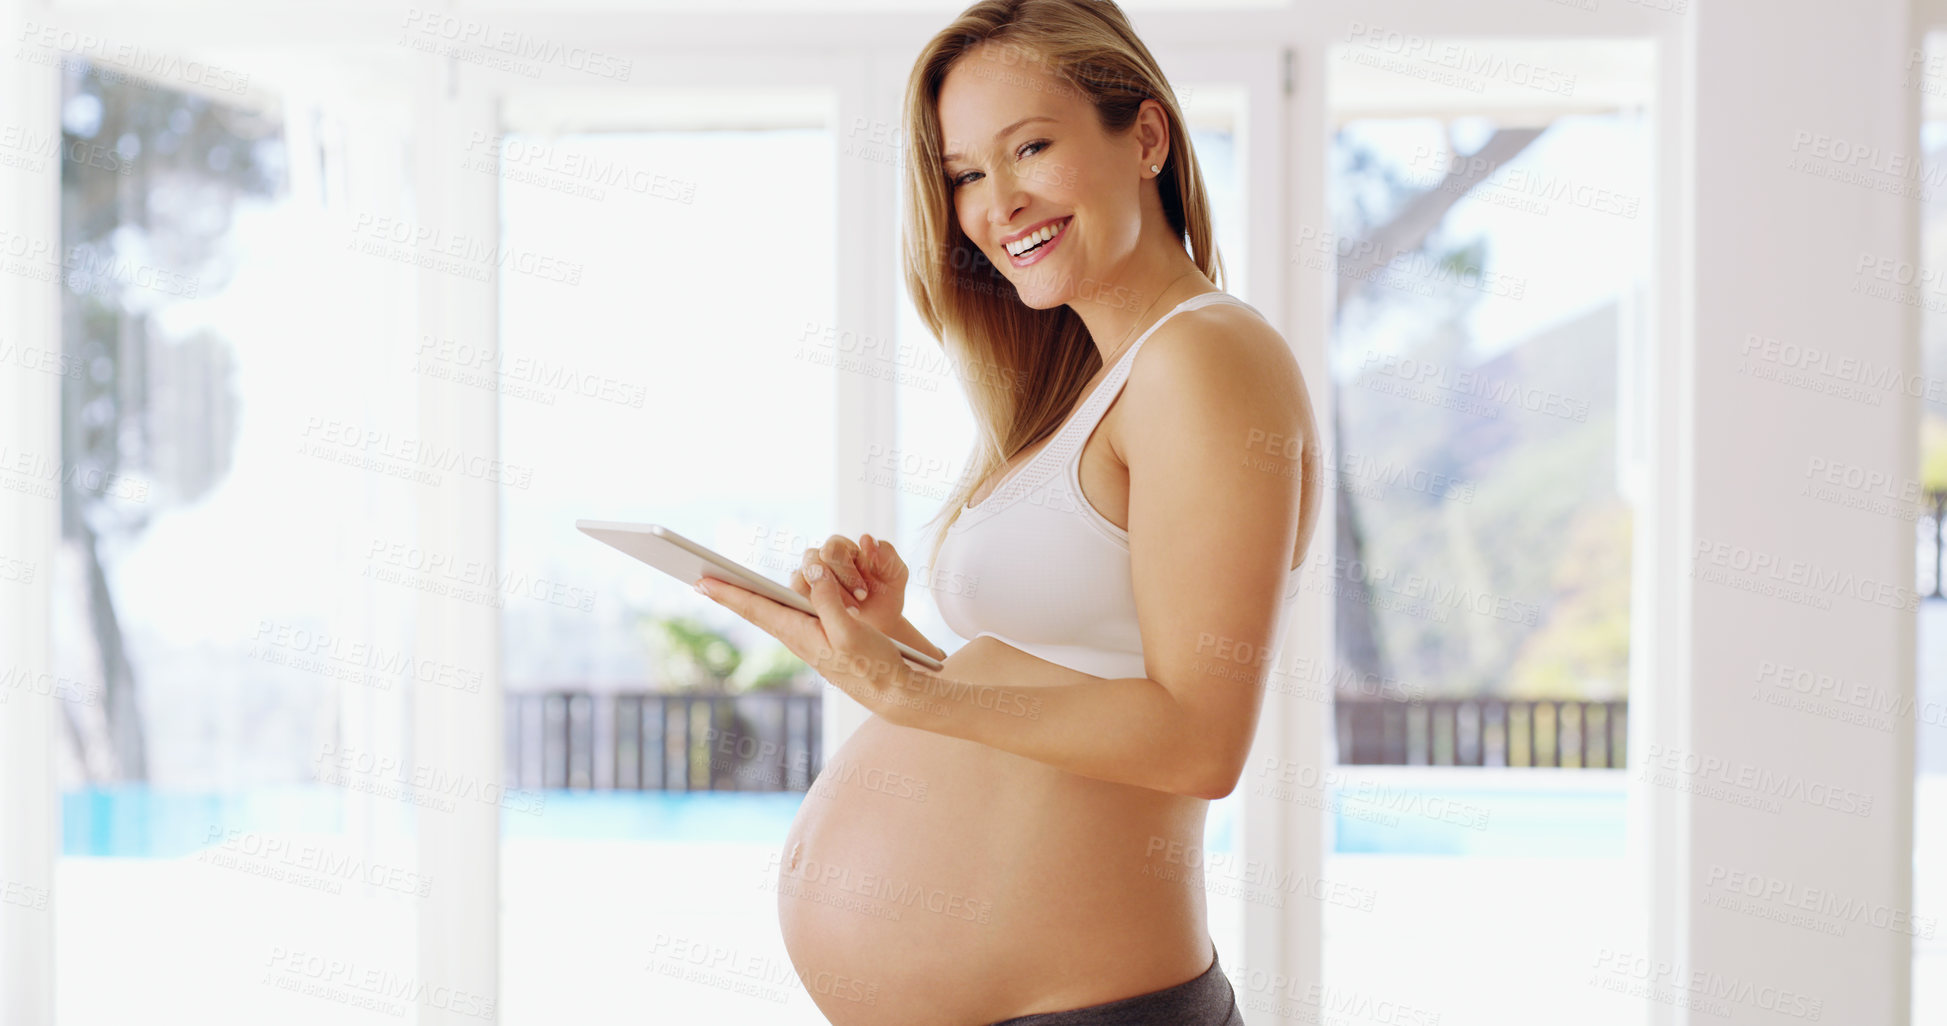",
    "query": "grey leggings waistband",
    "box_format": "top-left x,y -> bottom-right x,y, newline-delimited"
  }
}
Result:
982,947 -> 1245,1026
